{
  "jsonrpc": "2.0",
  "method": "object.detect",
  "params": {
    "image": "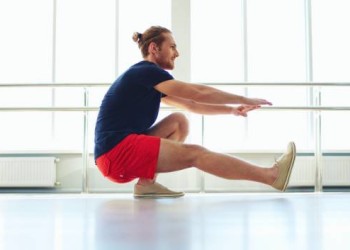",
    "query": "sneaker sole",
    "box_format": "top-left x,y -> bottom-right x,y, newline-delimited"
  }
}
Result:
281,142 -> 296,192
134,193 -> 185,199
